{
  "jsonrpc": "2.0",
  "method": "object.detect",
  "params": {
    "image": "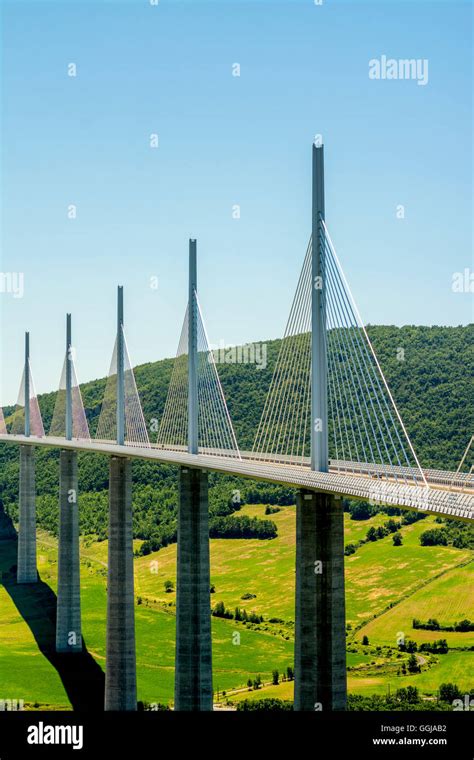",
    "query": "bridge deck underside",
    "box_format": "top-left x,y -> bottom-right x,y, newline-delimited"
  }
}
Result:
0,435 -> 472,521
